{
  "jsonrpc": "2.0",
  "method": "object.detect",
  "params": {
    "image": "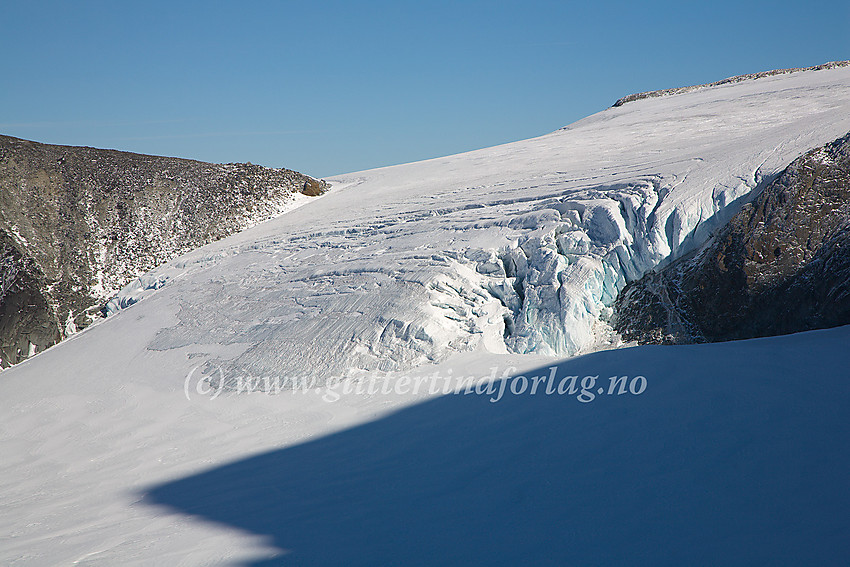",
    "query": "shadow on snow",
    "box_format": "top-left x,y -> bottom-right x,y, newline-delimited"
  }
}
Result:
144,330 -> 850,566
